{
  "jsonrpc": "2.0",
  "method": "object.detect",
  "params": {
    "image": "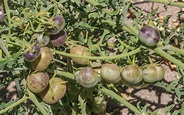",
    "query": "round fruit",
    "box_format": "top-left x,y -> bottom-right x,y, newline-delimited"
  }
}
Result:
27,72 -> 49,93
101,63 -> 121,83
121,65 -> 143,84
70,45 -> 90,65
39,77 -> 66,104
50,30 -> 67,47
138,25 -> 161,46
23,44 -> 40,62
143,65 -> 165,82
31,47 -> 53,71
36,34 -> 50,47
49,15 -> 65,35
75,67 -> 99,88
